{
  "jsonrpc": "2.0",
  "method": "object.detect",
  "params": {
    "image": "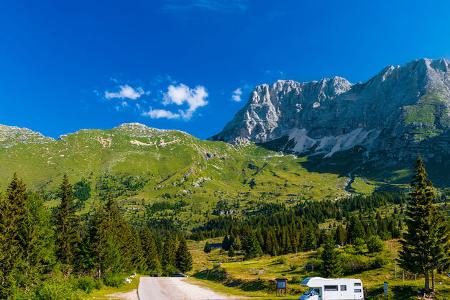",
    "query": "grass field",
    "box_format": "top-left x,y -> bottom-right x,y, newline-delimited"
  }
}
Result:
188,239 -> 450,299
